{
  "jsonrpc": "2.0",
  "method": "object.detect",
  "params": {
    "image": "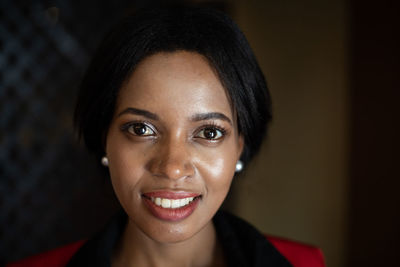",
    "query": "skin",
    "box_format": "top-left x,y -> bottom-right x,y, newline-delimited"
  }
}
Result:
105,51 -> 244,267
